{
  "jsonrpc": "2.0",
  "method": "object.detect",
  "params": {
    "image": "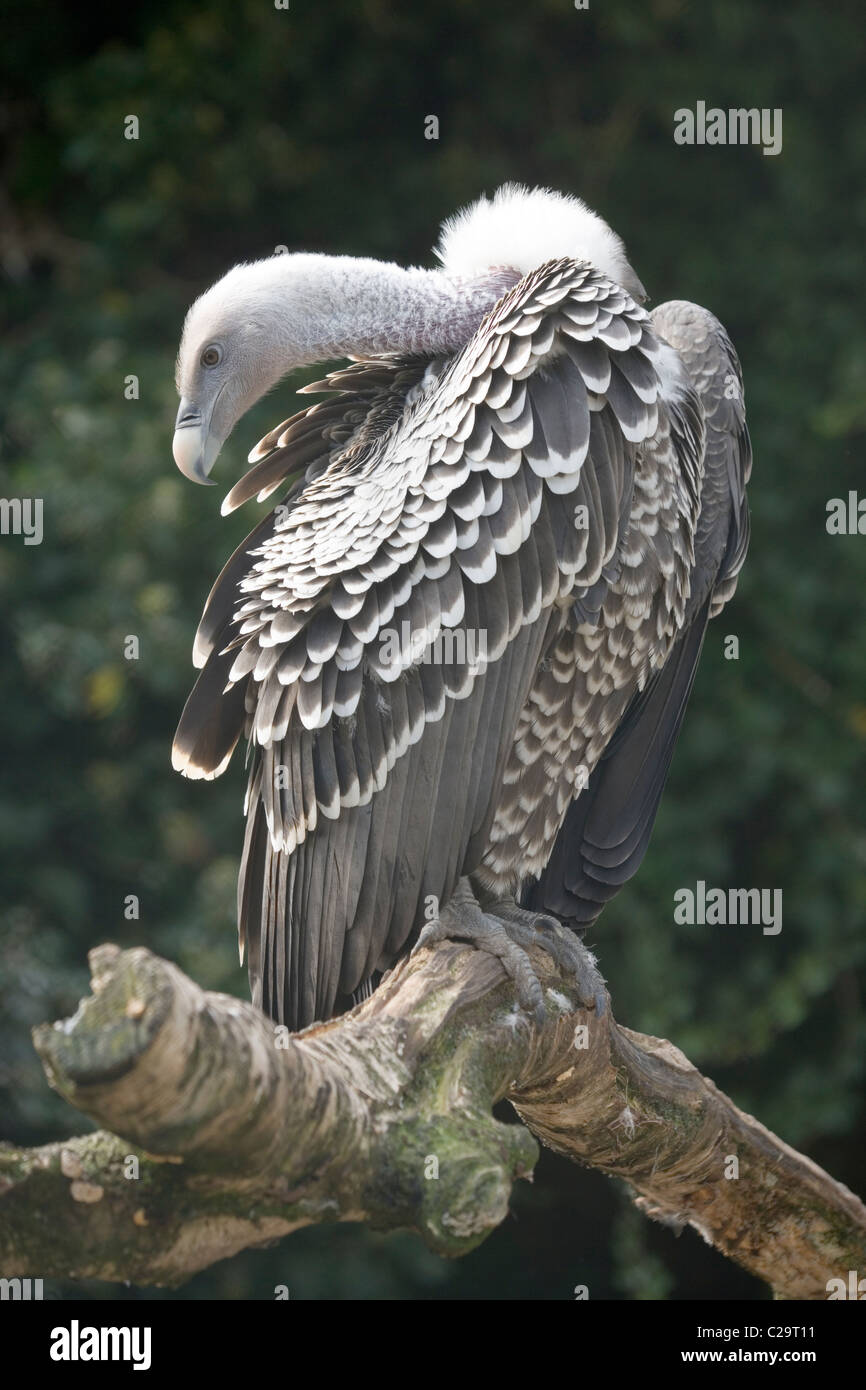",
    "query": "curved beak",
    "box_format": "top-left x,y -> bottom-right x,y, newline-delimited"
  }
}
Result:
173,399 -> 219,485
